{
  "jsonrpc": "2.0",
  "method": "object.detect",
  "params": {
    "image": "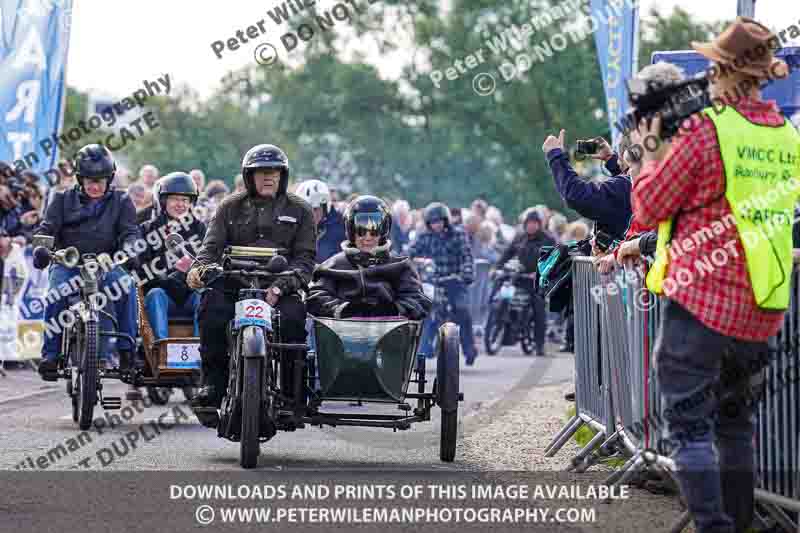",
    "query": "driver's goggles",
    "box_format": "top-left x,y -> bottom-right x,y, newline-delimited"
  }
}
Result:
353,212 -> 385,237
